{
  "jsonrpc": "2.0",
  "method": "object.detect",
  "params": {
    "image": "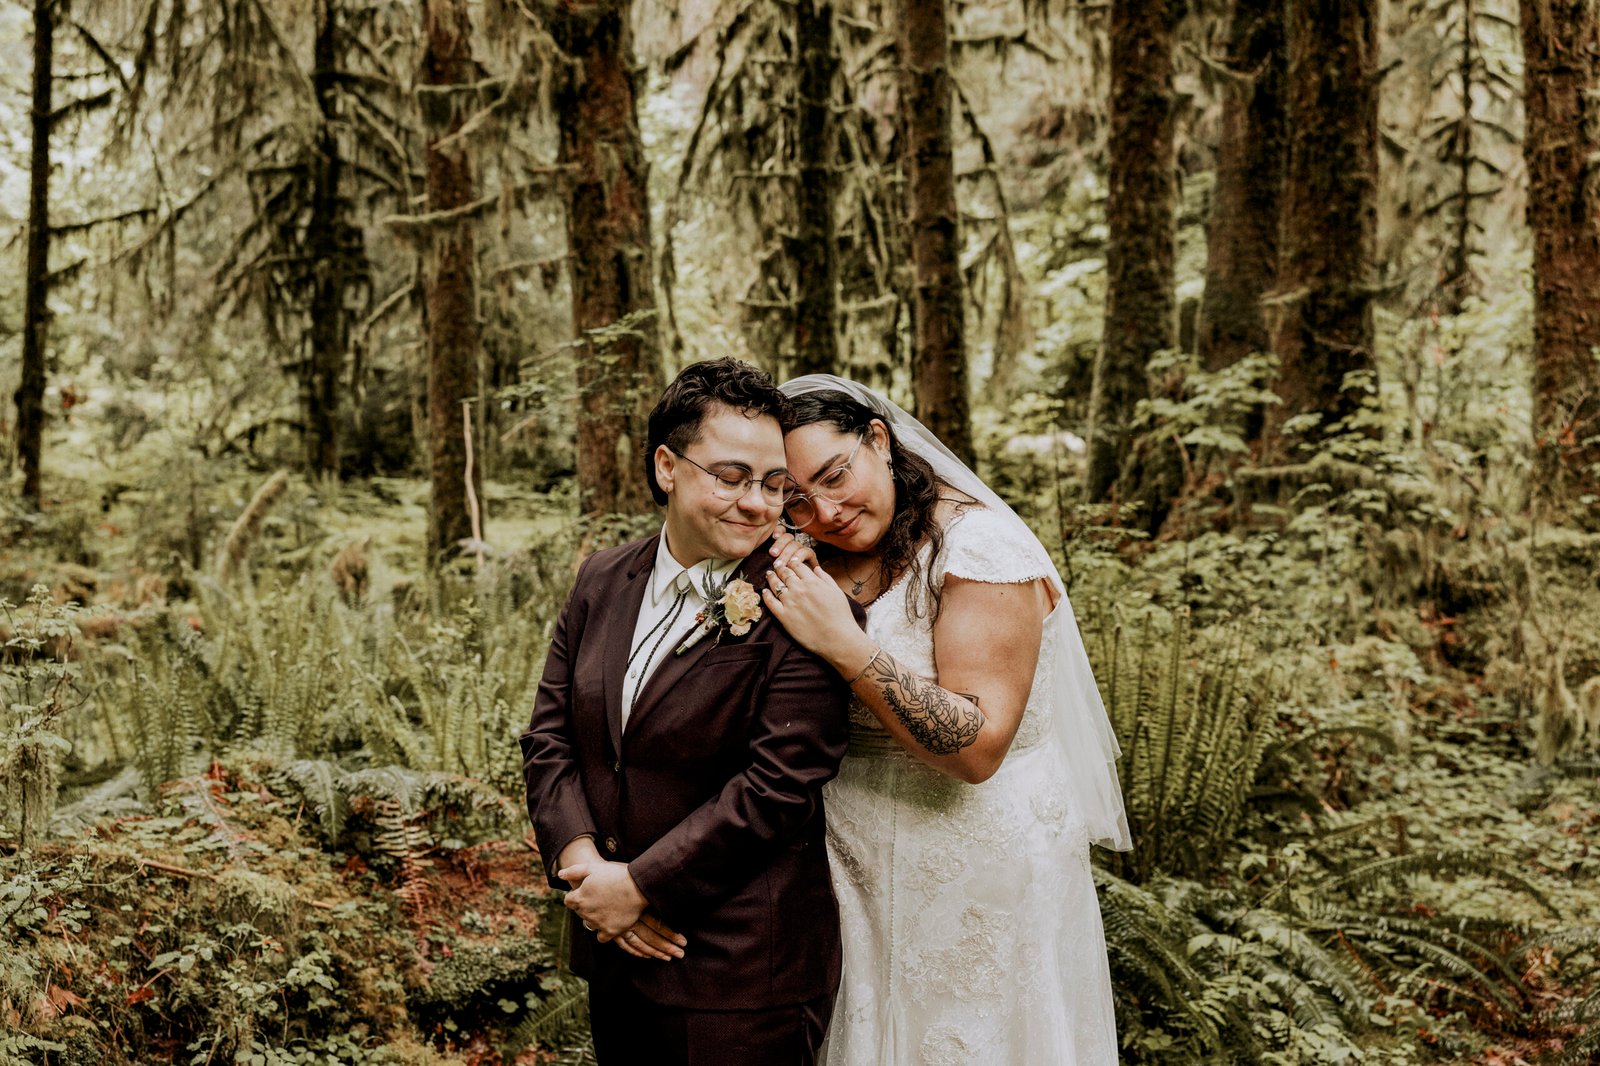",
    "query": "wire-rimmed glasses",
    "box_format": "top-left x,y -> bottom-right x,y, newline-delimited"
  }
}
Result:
781,433 -> 867,530
671,448 -> 789,505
